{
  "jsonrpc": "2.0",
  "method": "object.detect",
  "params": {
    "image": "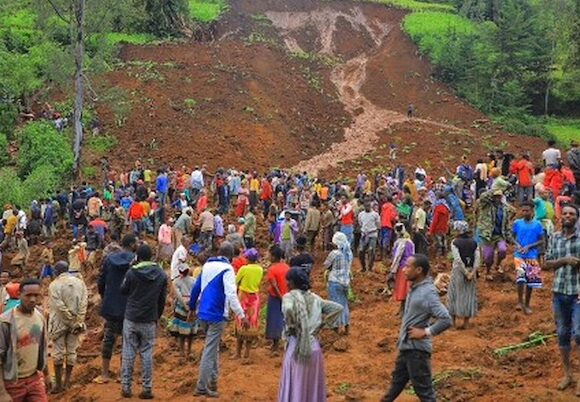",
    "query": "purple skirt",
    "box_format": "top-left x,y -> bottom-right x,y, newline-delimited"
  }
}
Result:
278,336 -> 326,402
